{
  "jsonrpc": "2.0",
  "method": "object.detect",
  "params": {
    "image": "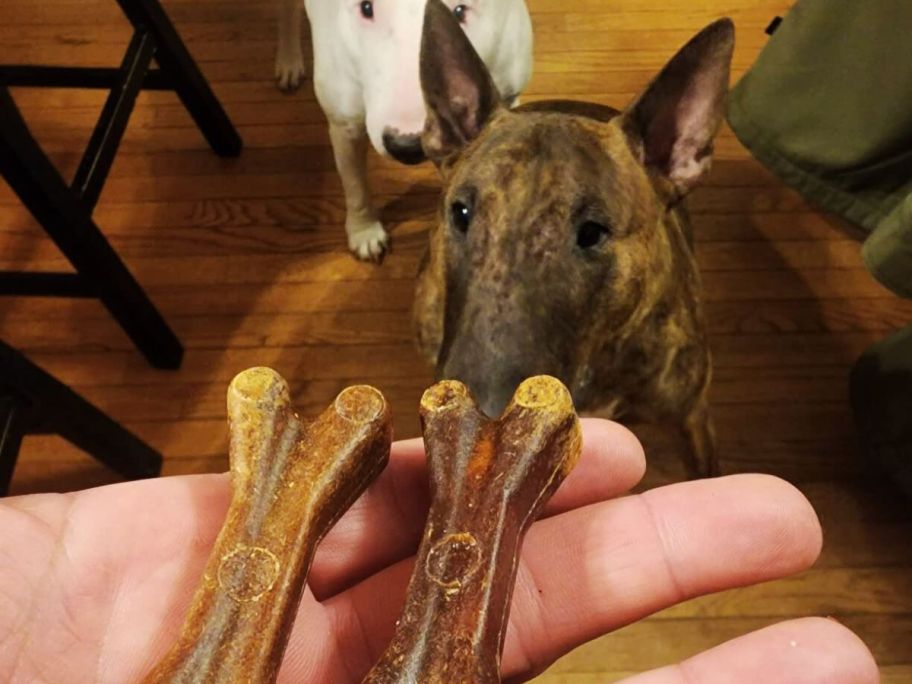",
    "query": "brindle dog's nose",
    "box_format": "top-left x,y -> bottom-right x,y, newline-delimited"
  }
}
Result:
446,368 -> 524,419
478,391 -> 513,420
382,129 -> 426,165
